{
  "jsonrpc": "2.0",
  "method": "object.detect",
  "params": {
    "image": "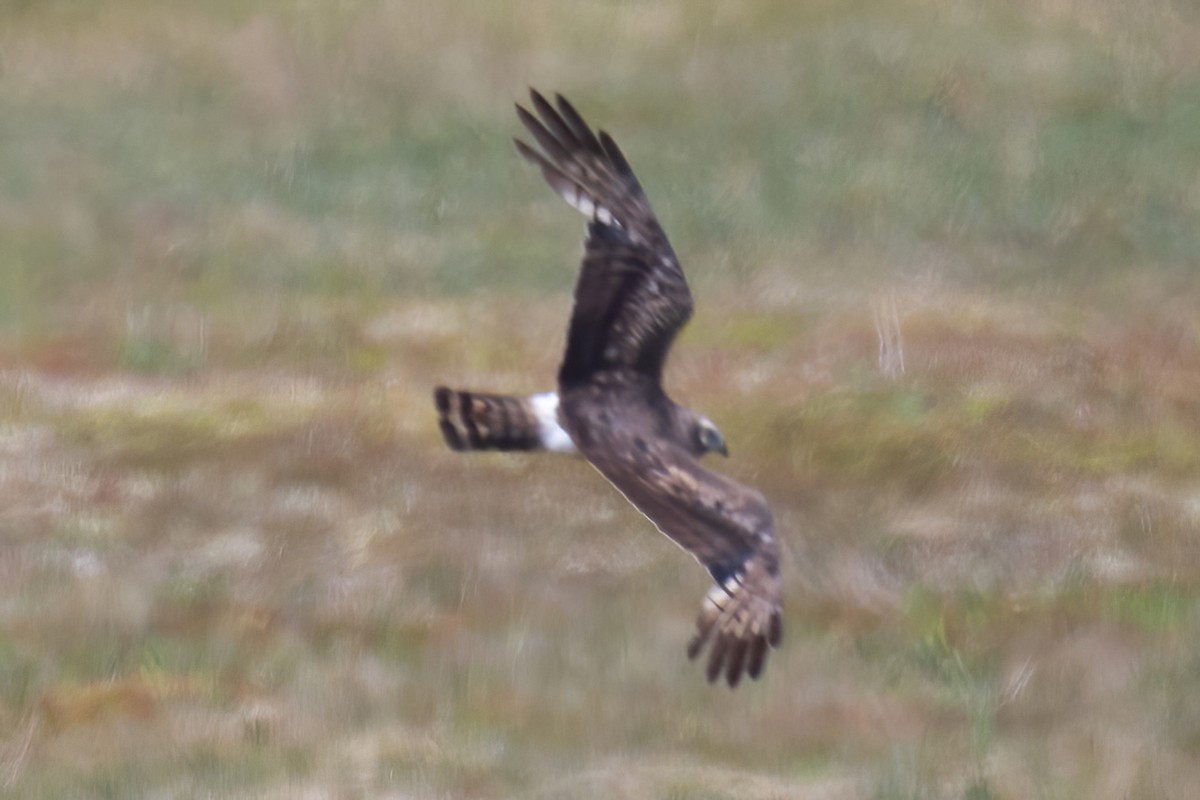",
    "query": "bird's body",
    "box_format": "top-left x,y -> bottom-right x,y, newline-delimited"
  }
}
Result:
434,91 -> 783,686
